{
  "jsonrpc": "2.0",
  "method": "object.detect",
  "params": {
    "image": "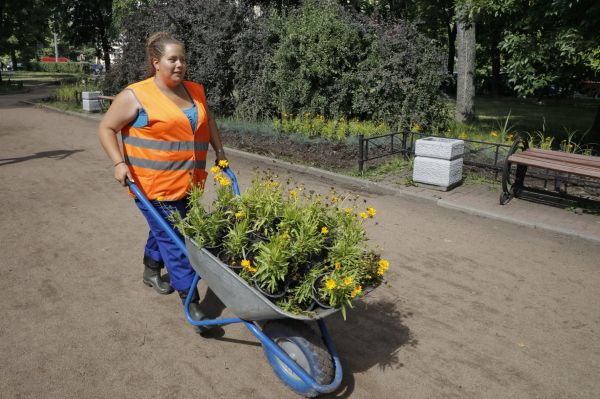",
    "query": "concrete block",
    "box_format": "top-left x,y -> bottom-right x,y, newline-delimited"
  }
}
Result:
82,99 -> 101,112
413,156 -> 463,188
81,91 -> 102,100
415,137 -> 464,160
